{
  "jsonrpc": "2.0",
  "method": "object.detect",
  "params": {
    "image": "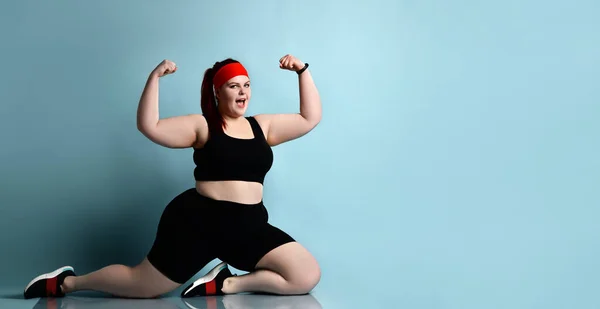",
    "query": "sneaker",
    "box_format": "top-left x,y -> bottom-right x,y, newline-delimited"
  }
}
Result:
181,262 -> 236,297
24,266 -> 76,299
